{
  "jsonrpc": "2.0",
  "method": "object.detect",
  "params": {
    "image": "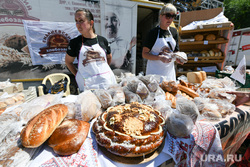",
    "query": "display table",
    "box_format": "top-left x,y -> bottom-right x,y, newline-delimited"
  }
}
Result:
28,105 -> 250,167
211,105 -> 250,166
29,119 -> 224,167
0,93 -> 249,167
